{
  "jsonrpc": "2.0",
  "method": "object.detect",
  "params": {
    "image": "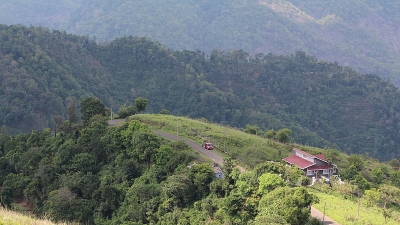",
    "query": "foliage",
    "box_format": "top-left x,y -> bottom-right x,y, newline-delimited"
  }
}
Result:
134,97 -> 149,114
1,25 -> 400,161
117,104 -> 136,118
258,186 -> 317,225
0,115 -> 331,224
80,97 -> 106,124
257,173 -> 286,195
1,0 -> 400,86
